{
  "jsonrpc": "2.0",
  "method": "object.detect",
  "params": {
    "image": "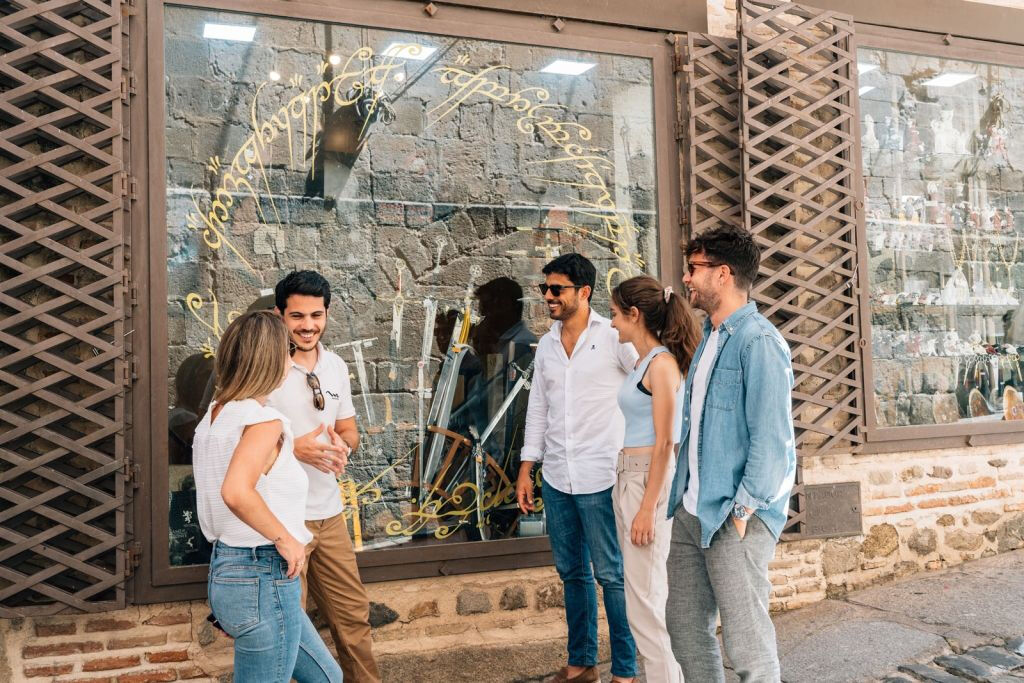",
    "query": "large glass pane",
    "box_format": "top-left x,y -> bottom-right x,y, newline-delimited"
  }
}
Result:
861,48 -> 1024,428
164,7 -> 660,564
